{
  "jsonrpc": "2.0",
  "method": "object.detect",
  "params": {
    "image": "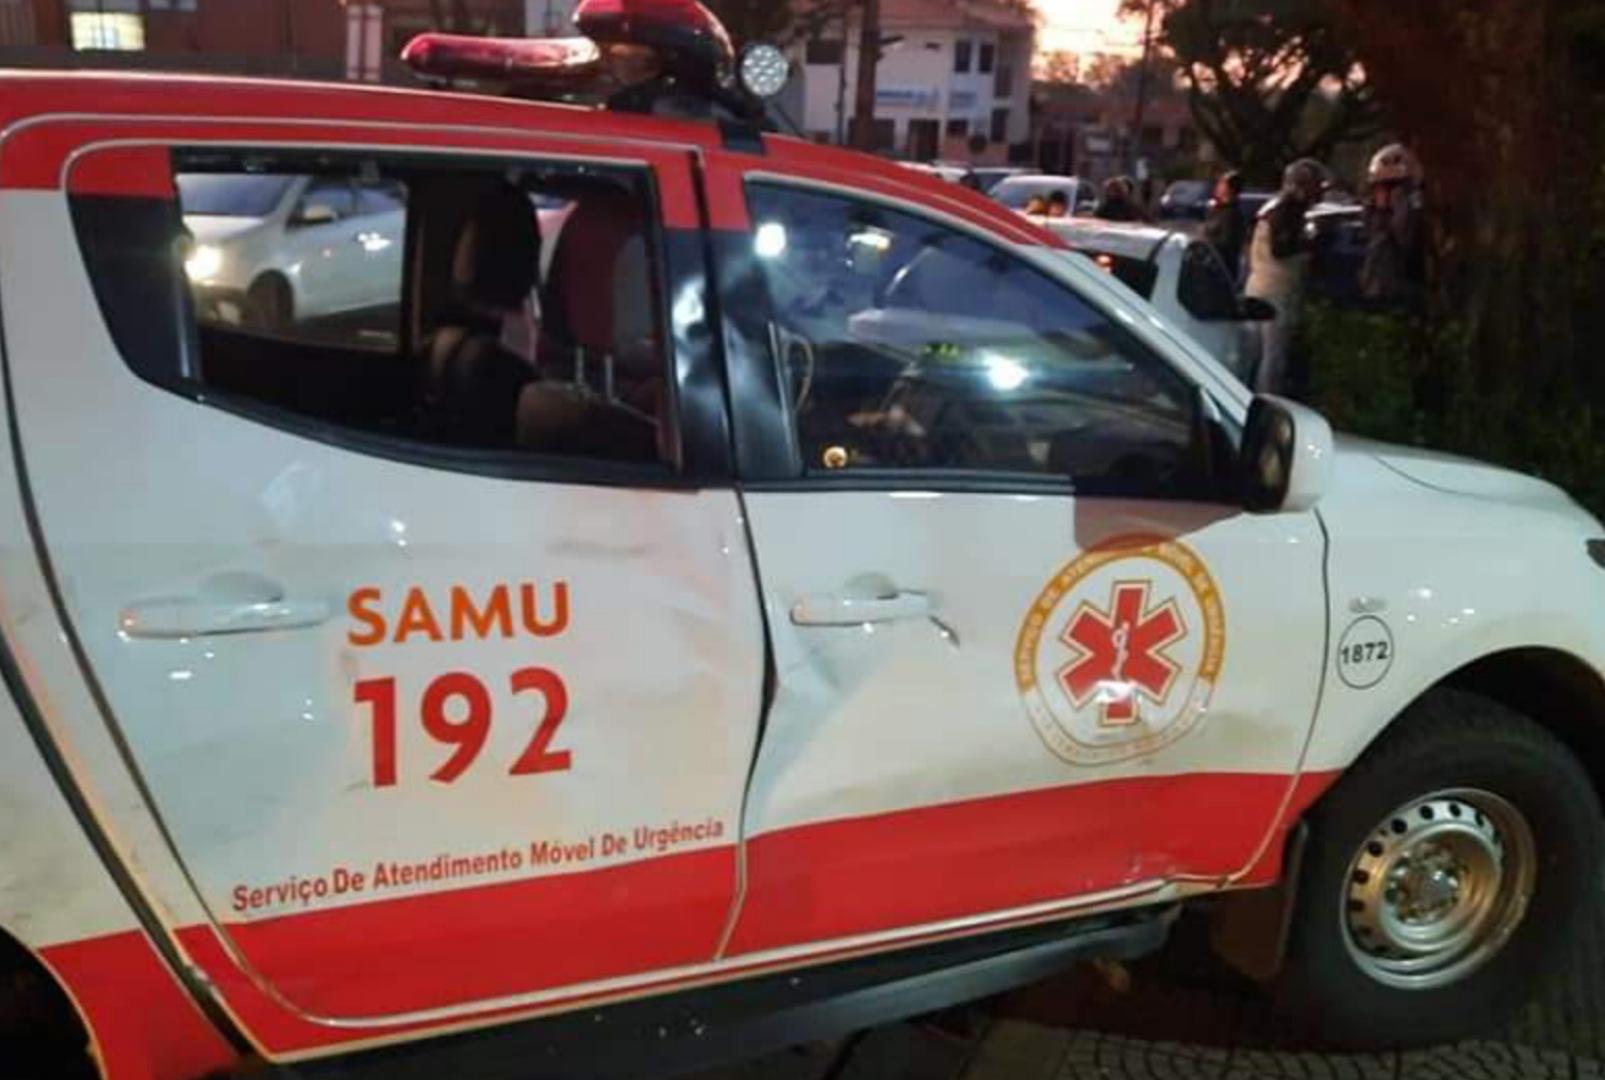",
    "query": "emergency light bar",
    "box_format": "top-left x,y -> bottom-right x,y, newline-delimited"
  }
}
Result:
399,33 -> 602,83
401,0 -> 790,120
